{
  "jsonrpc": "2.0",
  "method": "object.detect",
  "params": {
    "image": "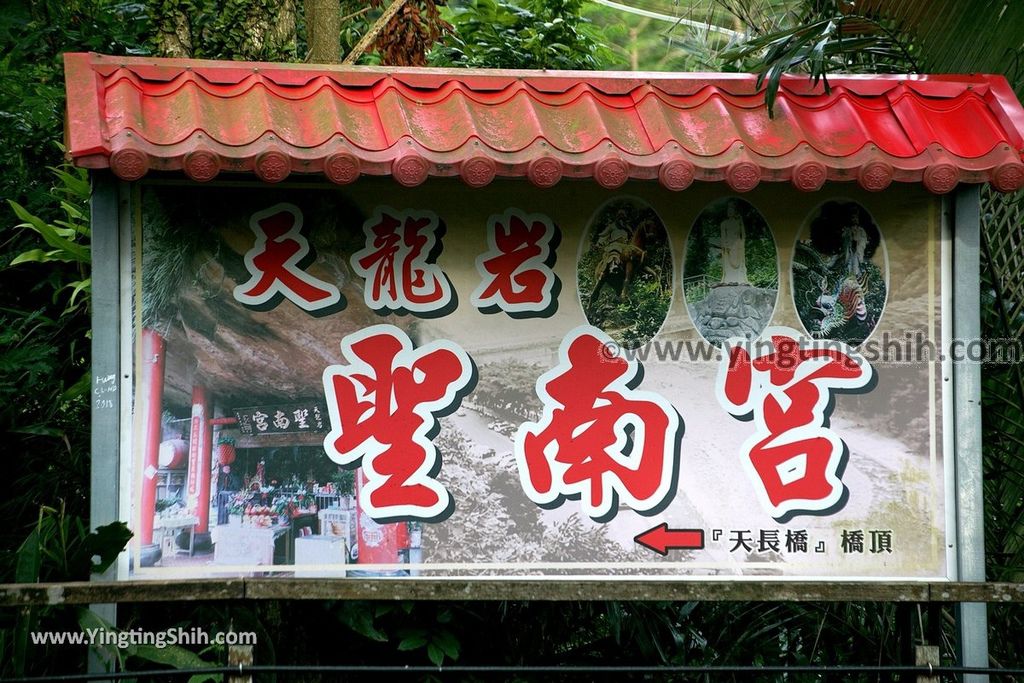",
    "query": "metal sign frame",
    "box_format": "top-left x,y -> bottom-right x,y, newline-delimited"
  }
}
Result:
86,172 -> 988,671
